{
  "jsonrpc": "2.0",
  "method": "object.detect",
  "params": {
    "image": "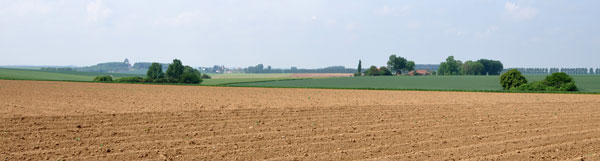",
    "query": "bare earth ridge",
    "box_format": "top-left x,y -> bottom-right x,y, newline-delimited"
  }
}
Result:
1,80 -> 600,160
